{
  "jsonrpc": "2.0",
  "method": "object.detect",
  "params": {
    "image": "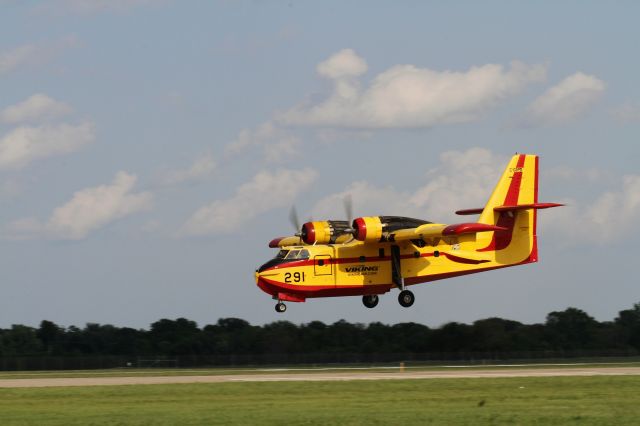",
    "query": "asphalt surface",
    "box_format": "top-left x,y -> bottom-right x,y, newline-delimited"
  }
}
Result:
1,366 -> 640,388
